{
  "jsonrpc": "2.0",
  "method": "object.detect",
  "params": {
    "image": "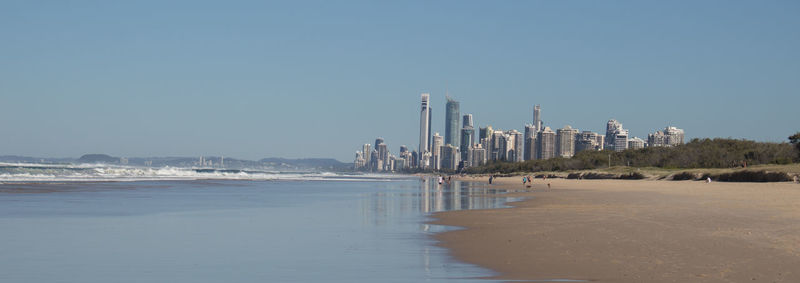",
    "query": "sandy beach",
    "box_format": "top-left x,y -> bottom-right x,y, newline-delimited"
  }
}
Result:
432,177 -> 800,282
